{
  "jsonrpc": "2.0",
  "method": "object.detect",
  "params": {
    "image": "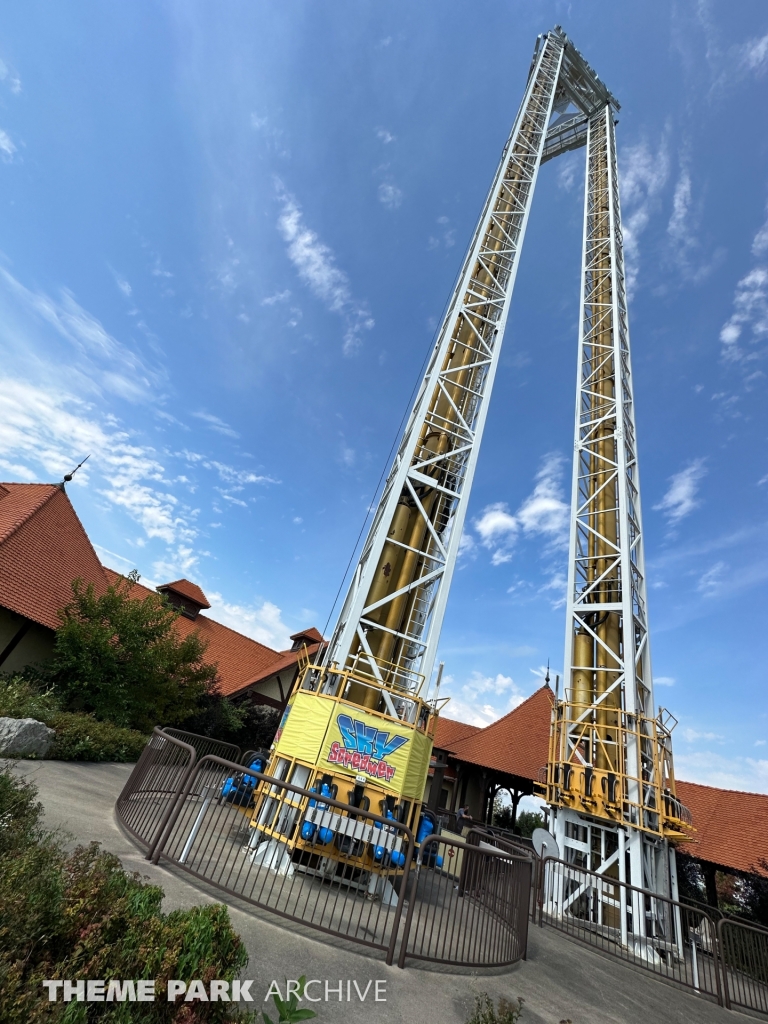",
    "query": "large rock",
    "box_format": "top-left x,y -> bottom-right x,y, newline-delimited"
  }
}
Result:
0,717 -> 55,758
